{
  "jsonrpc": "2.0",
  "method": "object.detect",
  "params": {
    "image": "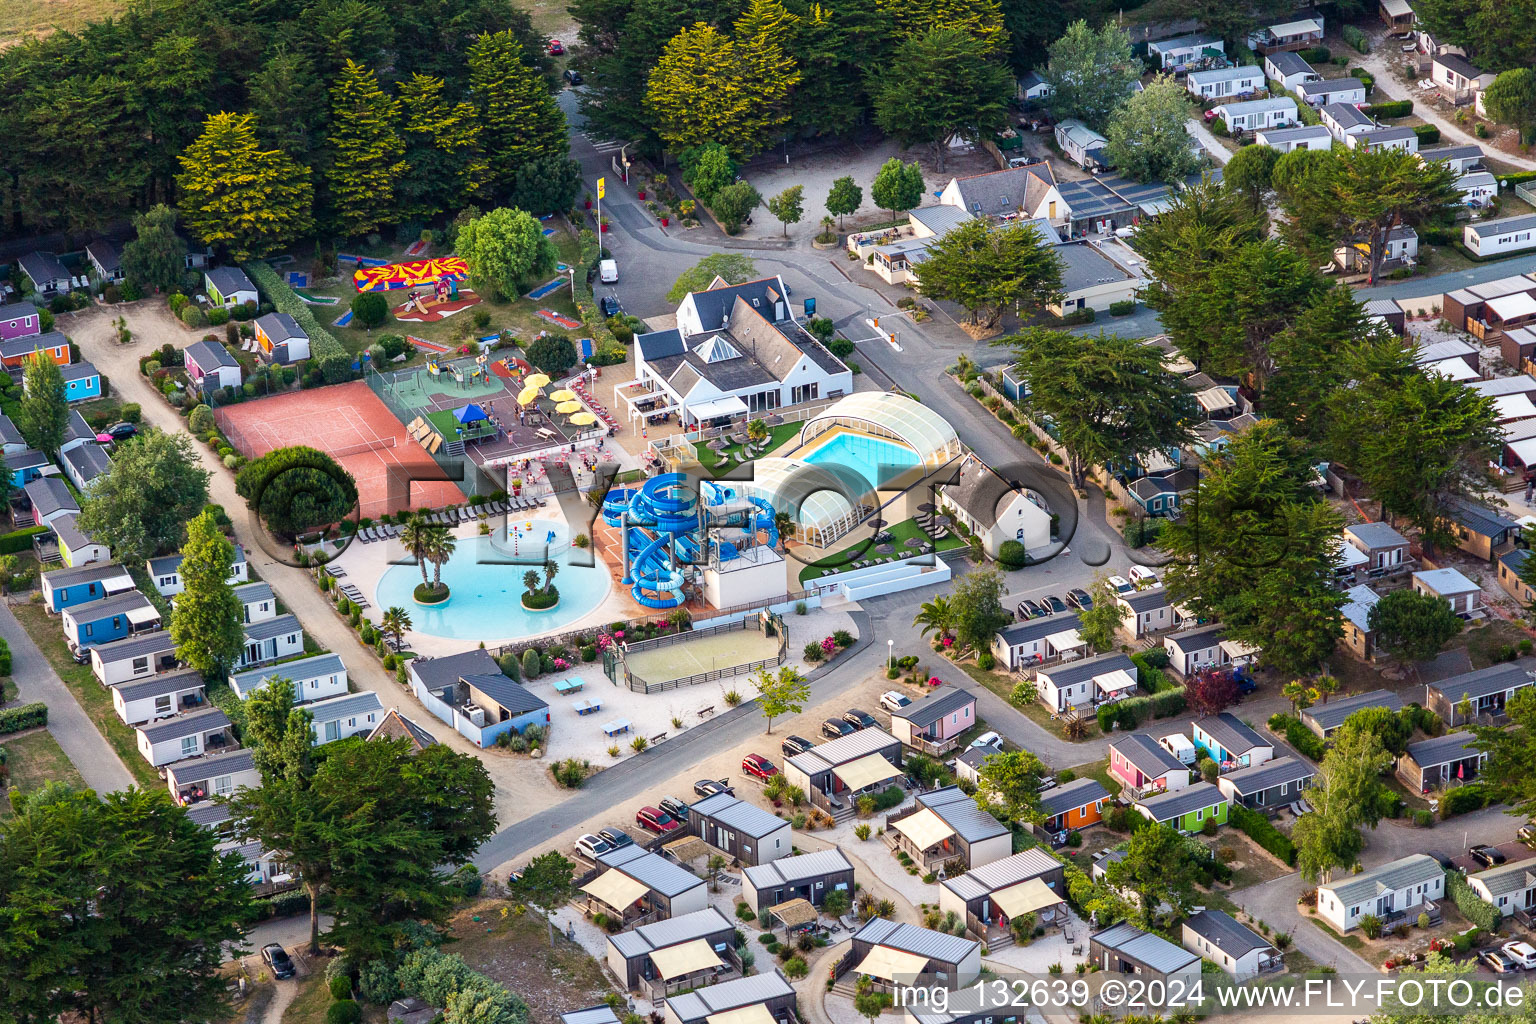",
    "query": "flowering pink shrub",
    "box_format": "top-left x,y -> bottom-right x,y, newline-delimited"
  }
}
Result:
820,636 -> 836,655
614,630 -> 625,639
928,676 -> 943,687
554,658 -> 569,670
595,634 -> 613,651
